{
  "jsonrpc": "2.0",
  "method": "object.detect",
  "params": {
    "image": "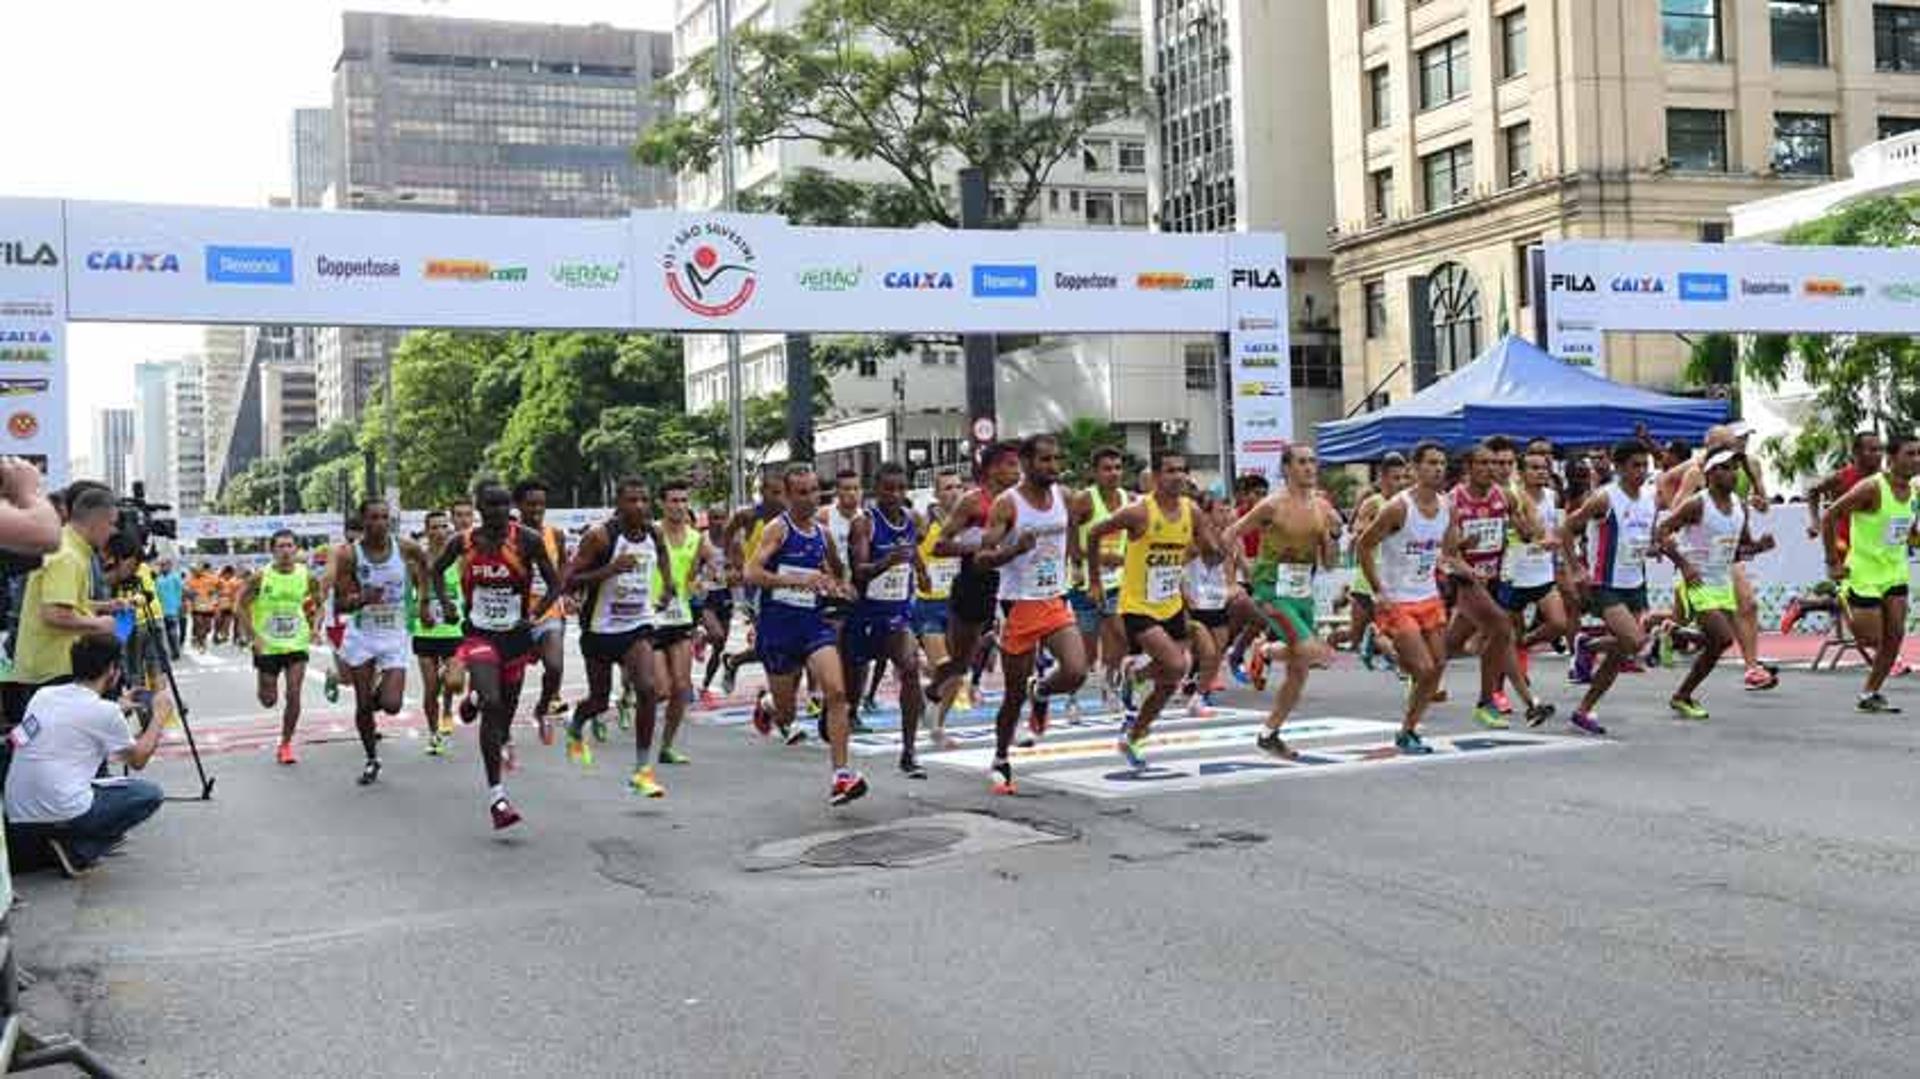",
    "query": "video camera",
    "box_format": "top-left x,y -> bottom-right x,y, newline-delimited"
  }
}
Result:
109,481 -> 177,562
